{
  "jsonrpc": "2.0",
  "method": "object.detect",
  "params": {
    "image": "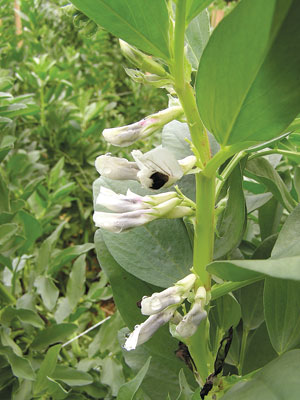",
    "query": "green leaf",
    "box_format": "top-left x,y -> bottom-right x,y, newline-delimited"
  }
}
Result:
245,192 -> 273,213
258,197 -> 282,241
0,175 -> 10,213
236,281 -> 264,331
34,276 -> 59,311
186,10 -> 210,70
46,377 -> 70,399
34,344 -> 61,395
221,350 -> 300,400
264,278 -> 300,354
271,203 -> 300,258
88,312 -> 124,357
210,294 -> 241,332
175,369 -> 194,400
95,231 -> 195,400
102,218 -> 192,288
100,356 -> 125,396
242,322 -> 277,375
17,210 -> 42,252
0,224 -> 18,247
66,254 -> 86,308
245,158 -> 295,212
117,357 -> 151,400
0,345 -> 35,381
196,0 -> 300,147
186,0 -> 214,24
48,243 -> 94,276
70,0 -> 170,60
1,306 -> 44,328
31,323 -> 78,351
207,257 -> 300,282
214,164 -> 245,258
52,365 -> 93,386
48,157 -> 65,190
